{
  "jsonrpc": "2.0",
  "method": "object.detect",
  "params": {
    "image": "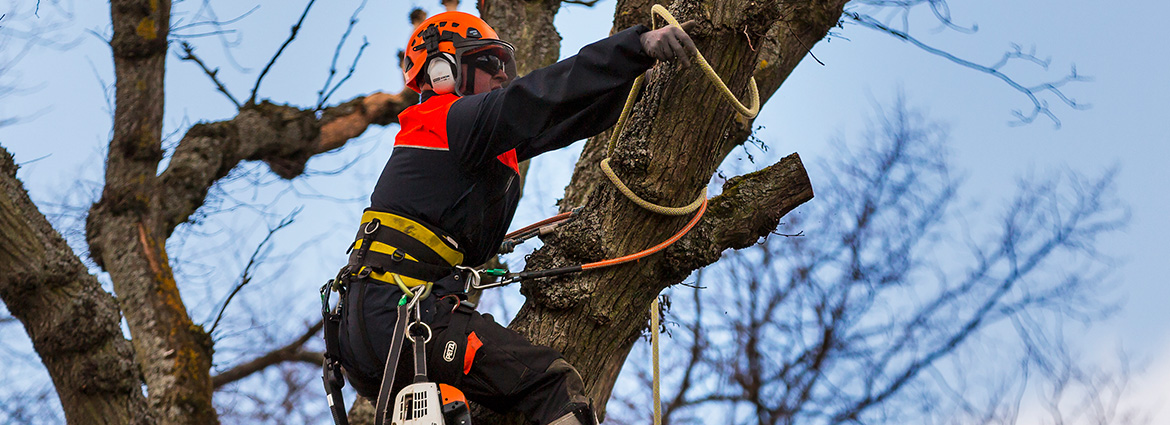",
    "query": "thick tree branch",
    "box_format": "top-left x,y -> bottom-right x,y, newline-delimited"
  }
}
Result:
212,320 -> 325,389
480,0 -> 563,76
563,0 -> 848,211
0,147 -> 152,424
156,88 -> 417,235
658,153 -> 813,281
